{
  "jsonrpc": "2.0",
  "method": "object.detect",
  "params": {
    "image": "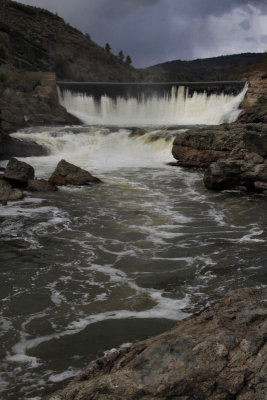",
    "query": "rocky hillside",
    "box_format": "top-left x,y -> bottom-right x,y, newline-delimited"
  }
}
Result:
0,0 -> 140,82
146,53 -> 264,82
